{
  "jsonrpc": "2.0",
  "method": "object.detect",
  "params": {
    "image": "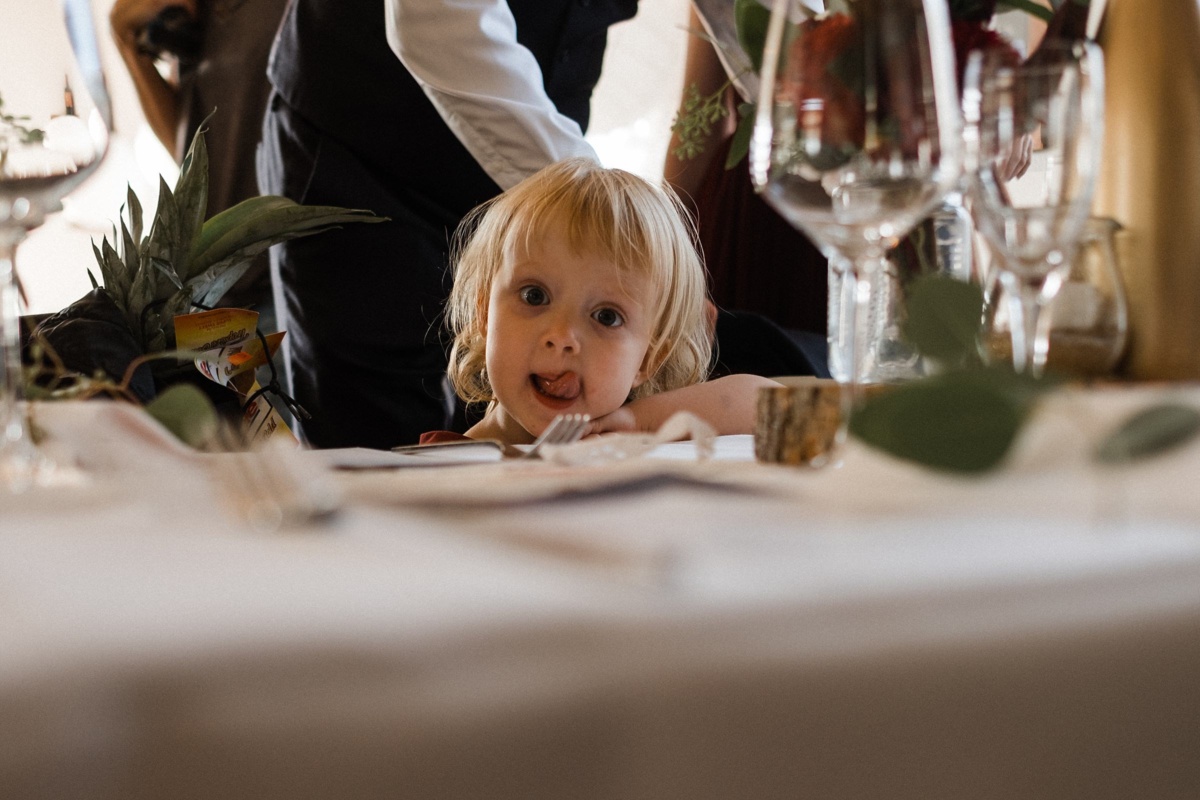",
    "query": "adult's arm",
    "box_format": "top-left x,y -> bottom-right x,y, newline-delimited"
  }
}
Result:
663,1 -> 826,209
110,0 -> 193,157
663,7 -> 737,214
384,0 -> 599,190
